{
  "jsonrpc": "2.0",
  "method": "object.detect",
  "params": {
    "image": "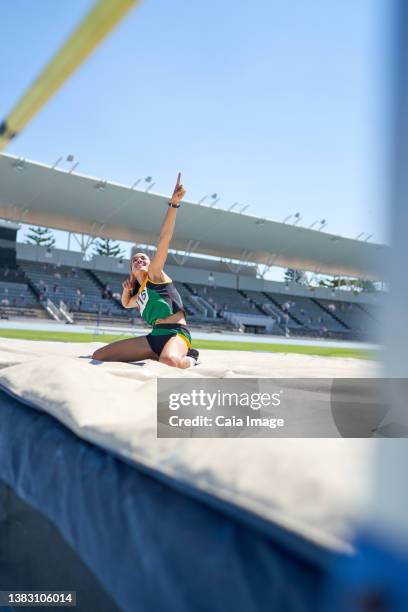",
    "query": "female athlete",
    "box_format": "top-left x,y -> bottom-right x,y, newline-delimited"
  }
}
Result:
92,173 -> 199,368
